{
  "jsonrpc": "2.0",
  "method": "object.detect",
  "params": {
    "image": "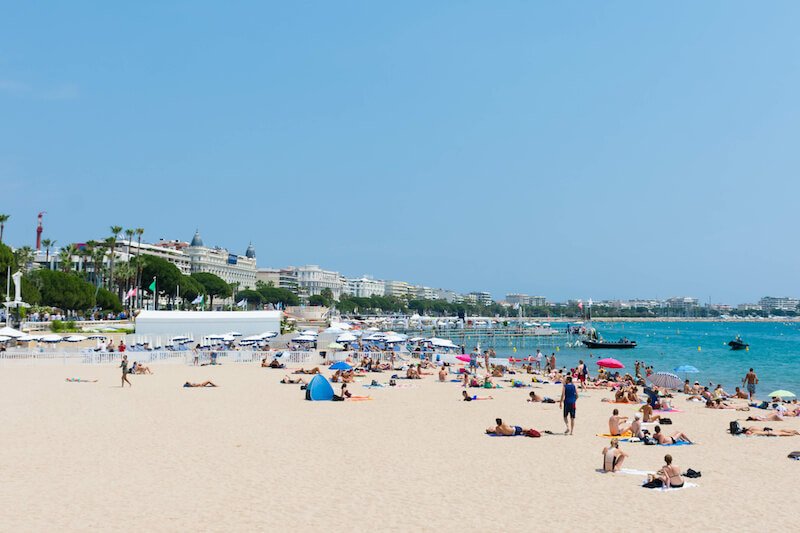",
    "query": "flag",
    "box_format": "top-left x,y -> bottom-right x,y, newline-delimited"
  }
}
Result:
191,294 -> 204,305
236,299 -> 247,308
148,278 -> 156,292
577,300 -> 583,310
588,298 -> 593,308
123,287 -> 137,302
